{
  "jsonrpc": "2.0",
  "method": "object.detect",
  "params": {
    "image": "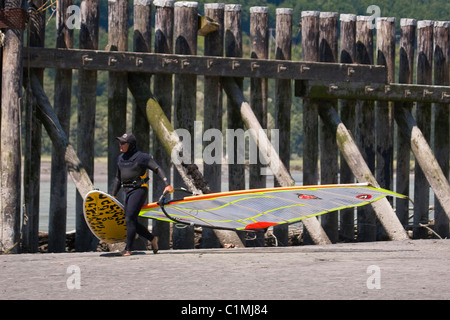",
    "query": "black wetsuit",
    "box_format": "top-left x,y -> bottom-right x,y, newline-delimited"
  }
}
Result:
112,144 -> 169,251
